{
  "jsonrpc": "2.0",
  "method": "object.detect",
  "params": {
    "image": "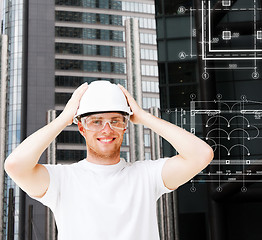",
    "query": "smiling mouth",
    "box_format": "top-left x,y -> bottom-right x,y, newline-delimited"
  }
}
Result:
97,138 -> 116,143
